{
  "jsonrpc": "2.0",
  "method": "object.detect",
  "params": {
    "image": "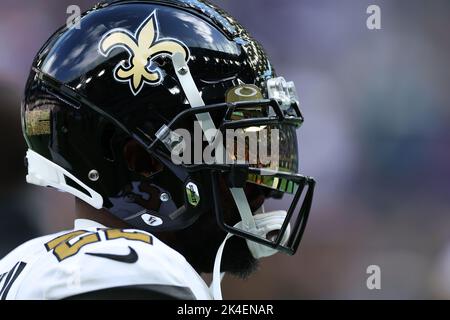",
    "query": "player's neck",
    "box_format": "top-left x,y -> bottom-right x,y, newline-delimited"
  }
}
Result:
74,199 -> 179,255
75,198 -> 130,229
